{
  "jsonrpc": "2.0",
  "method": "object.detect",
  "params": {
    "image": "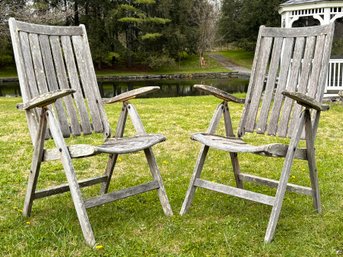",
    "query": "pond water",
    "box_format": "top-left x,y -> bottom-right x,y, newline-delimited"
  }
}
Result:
0,77 -> 249,98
